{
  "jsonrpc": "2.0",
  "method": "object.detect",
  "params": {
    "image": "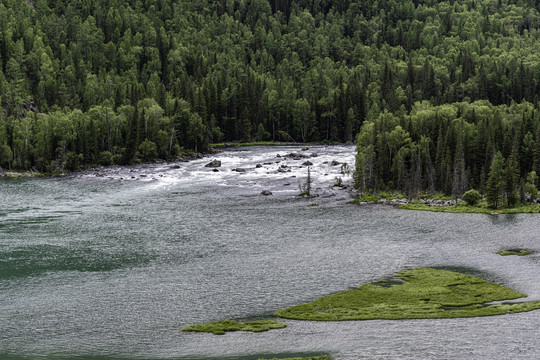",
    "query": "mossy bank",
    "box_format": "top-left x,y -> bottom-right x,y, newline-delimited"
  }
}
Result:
275,268 -> 540,321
